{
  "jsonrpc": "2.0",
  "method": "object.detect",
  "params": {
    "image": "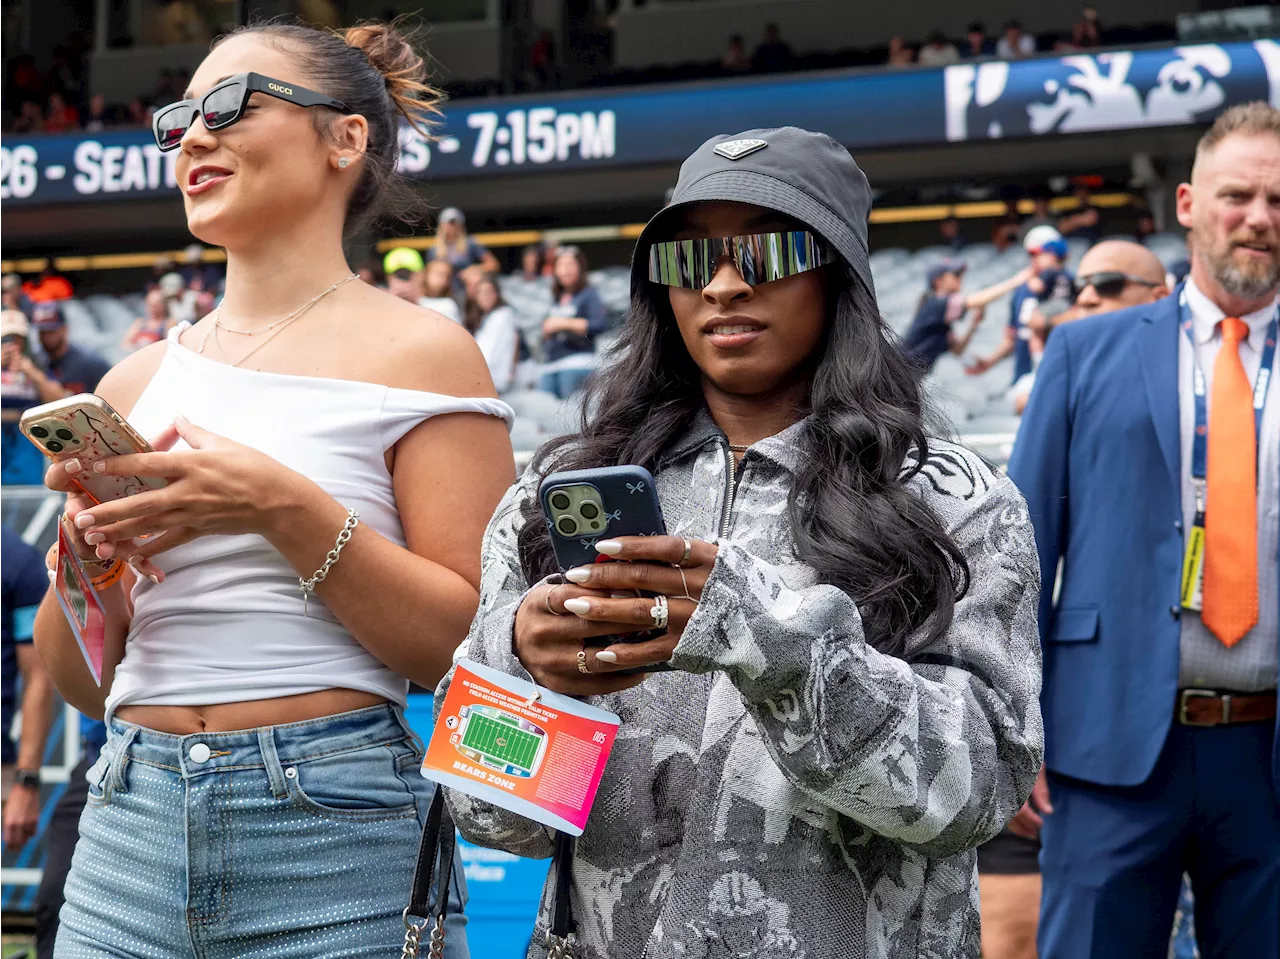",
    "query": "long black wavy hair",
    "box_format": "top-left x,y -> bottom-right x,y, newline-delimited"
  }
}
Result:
516,252 -> 969,658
